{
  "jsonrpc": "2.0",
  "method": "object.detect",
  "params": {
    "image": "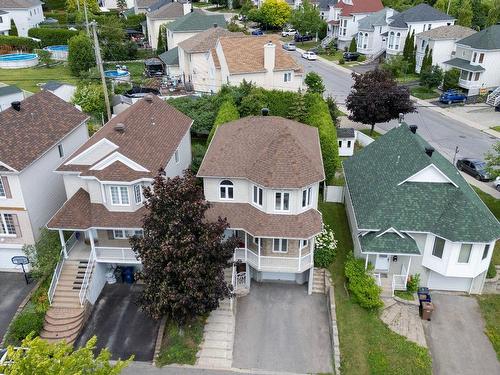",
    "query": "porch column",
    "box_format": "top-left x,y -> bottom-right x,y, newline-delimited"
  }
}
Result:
308,266 -> 314,295
244,232 -> 248,262
365,254 -> 369,270
59,230 -> 68,259
258,239 -> 261,270
245,262 -> 251,289
88,229 -> 96,260
298,241 -> 302,272
407,257 -> 412,278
